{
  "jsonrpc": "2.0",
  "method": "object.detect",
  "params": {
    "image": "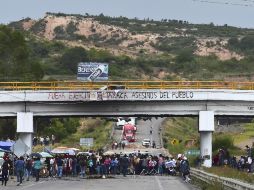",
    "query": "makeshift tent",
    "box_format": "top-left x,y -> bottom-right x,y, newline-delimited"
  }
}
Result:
51,147 -> 78,155
39,152 -> 53,158
0,141 -> 14,151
